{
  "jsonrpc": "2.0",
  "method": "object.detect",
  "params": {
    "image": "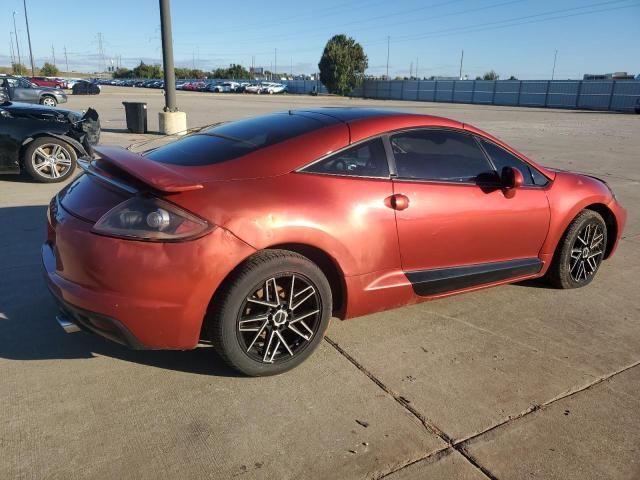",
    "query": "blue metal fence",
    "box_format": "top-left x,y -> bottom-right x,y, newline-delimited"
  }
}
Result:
352,79 -> 640,112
